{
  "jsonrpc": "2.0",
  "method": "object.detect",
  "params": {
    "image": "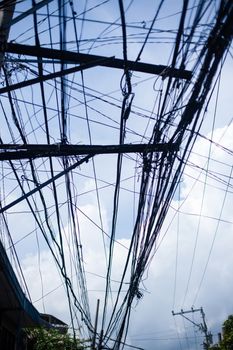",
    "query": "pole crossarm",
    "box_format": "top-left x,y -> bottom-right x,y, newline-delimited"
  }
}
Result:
4,43 -> 192,80
172,307 -> 203,316
0,142 -> 179,161
0,56 -> 114,94
172,310 -> 203,331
